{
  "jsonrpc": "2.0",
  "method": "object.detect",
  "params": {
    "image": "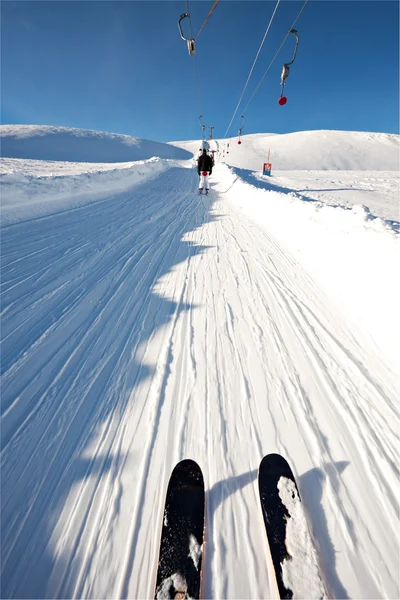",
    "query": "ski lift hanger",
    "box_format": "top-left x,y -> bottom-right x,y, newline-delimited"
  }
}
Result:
237,115 -> 244,144
178,13 -> 196,55
178,2 -> 220,56
199,114 -> 206,139
279,29 -> 299,106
